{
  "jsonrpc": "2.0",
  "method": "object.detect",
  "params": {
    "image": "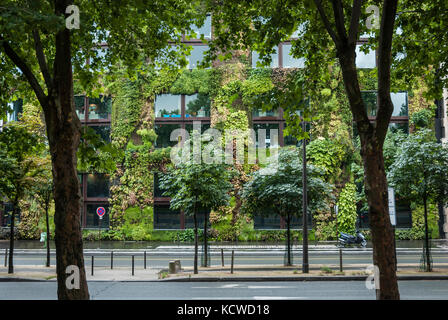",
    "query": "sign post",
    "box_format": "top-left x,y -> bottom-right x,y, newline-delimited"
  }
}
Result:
96,207 -> 106,249
388,188 -> 397,271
